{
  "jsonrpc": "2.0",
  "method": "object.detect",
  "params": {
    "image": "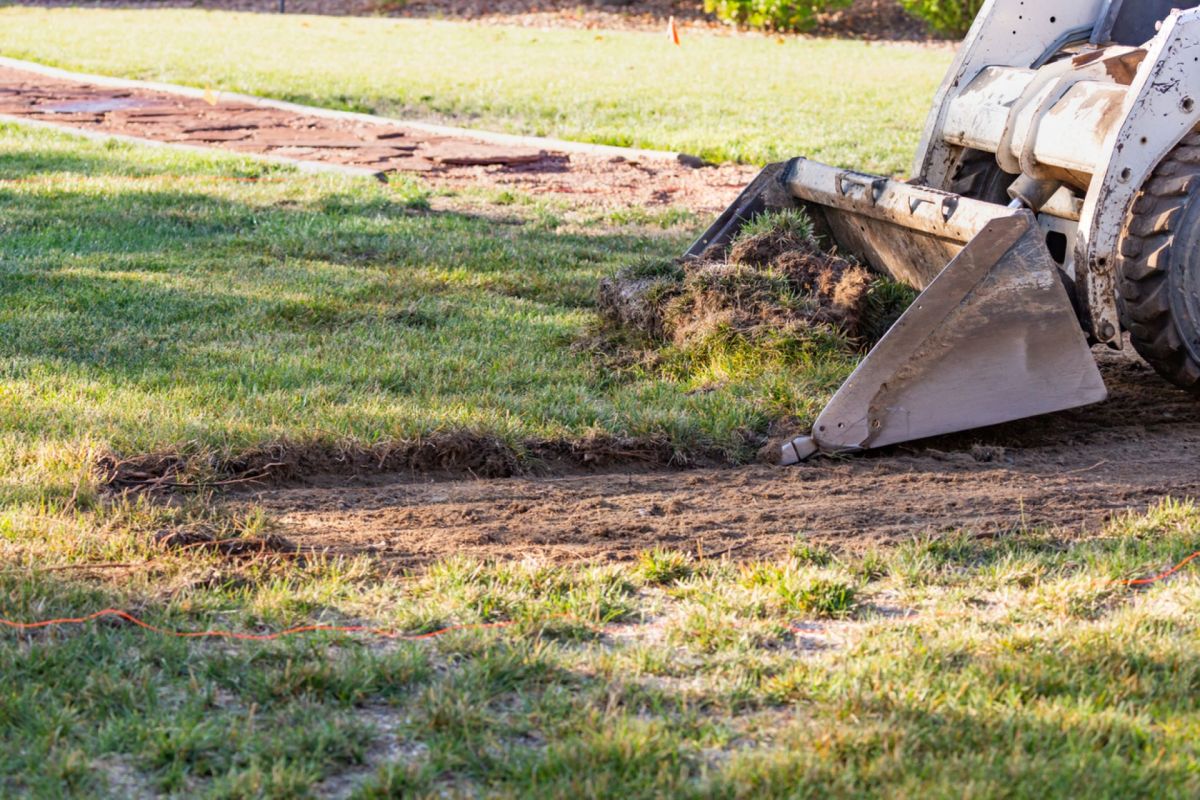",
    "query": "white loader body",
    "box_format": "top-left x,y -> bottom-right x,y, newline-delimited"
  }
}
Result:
691,0 -> 1200,462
